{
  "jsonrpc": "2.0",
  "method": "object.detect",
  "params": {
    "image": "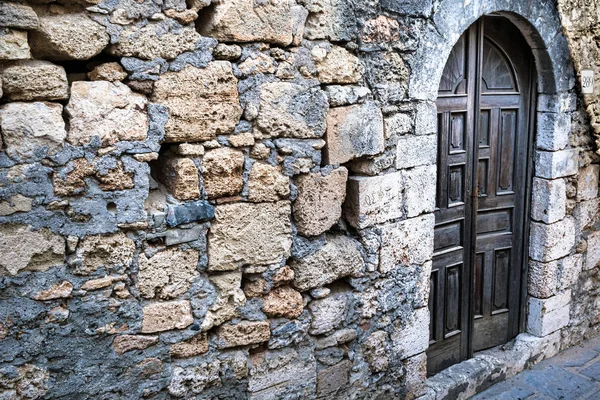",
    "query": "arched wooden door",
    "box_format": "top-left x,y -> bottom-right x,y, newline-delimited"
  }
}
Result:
427,16 -> 535,376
